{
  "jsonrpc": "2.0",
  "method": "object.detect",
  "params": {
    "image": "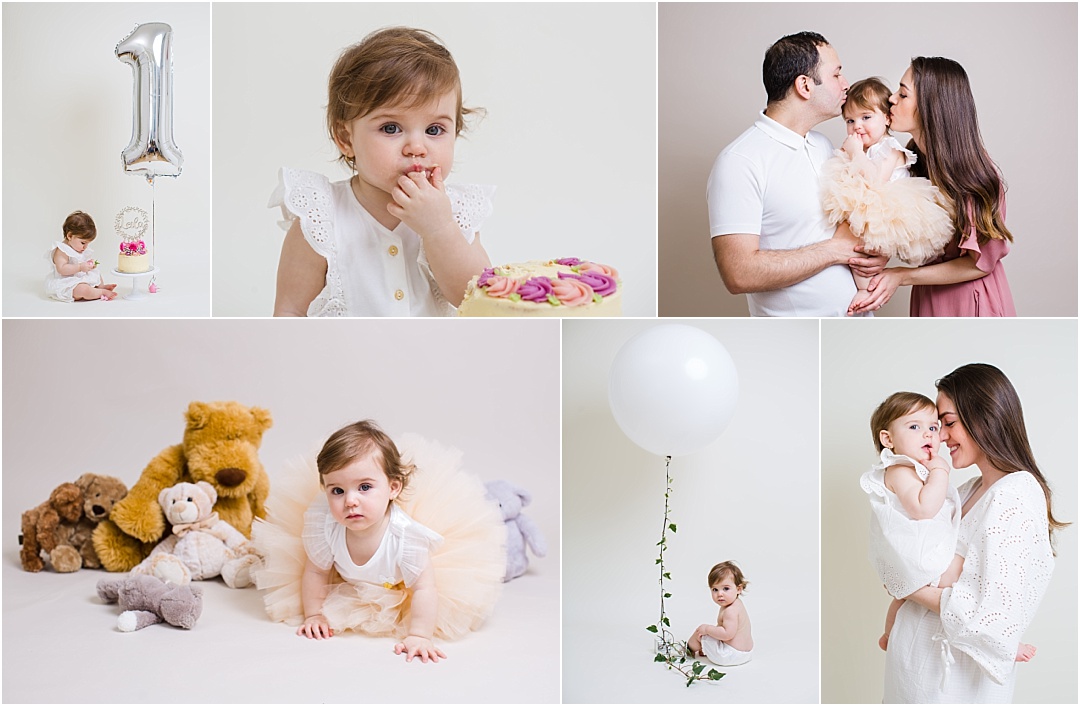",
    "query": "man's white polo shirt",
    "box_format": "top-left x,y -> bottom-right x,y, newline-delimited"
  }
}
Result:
707,111 -> 860,317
